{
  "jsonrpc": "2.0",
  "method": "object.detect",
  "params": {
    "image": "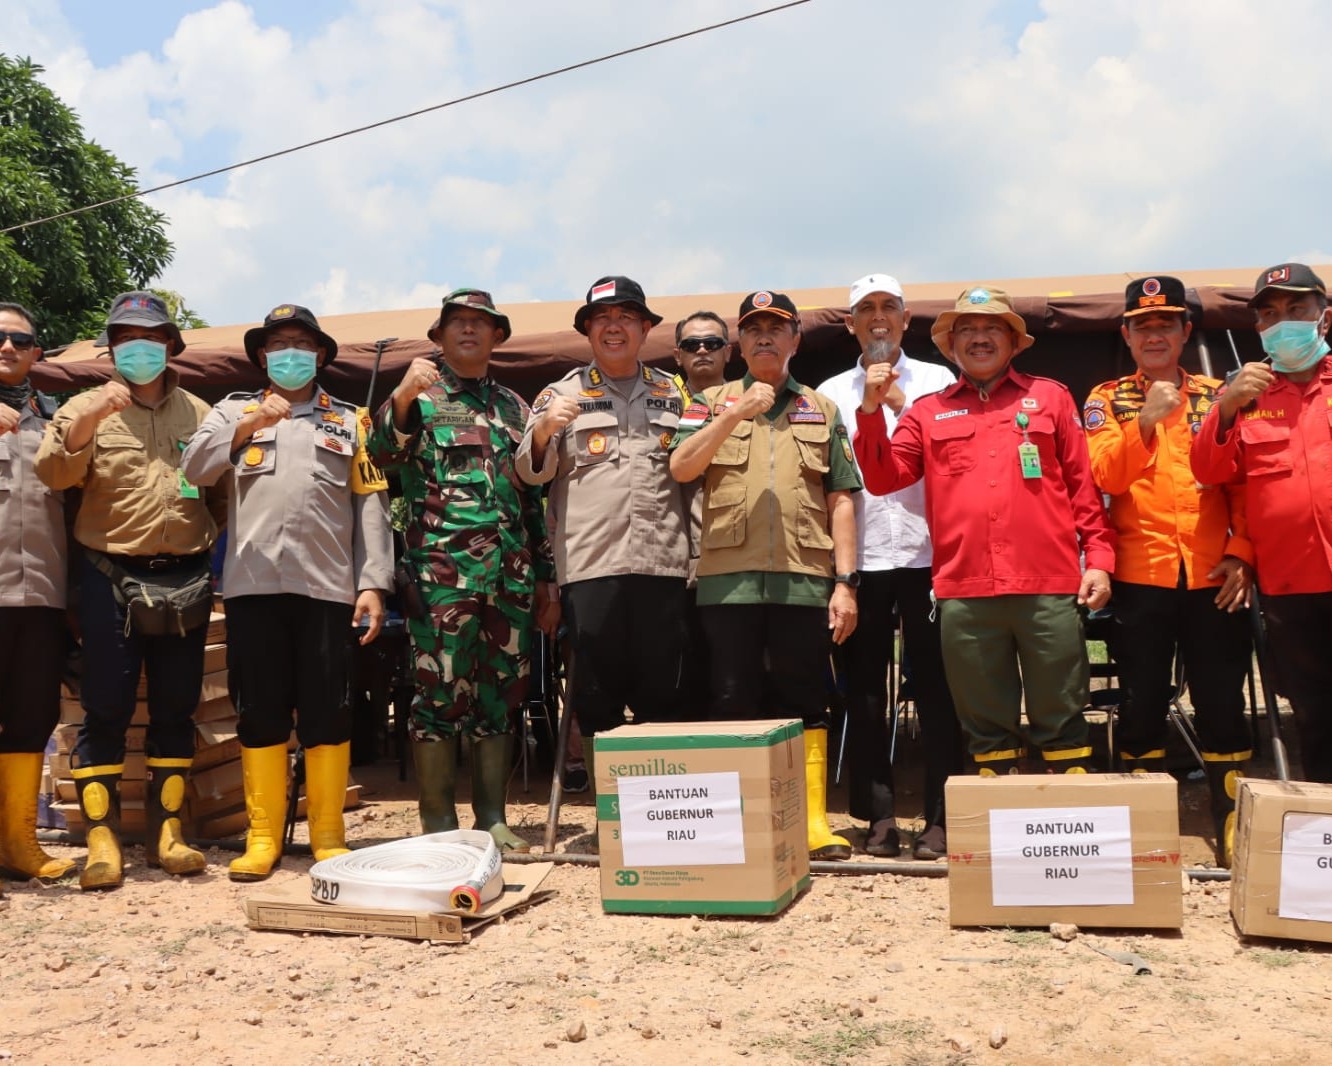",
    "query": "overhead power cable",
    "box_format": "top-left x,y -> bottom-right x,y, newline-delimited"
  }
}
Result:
1,0 -> 811,236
